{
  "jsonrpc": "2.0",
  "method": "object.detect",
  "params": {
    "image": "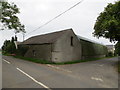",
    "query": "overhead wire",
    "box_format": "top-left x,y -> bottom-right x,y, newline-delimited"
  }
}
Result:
25,0 -> 84,37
